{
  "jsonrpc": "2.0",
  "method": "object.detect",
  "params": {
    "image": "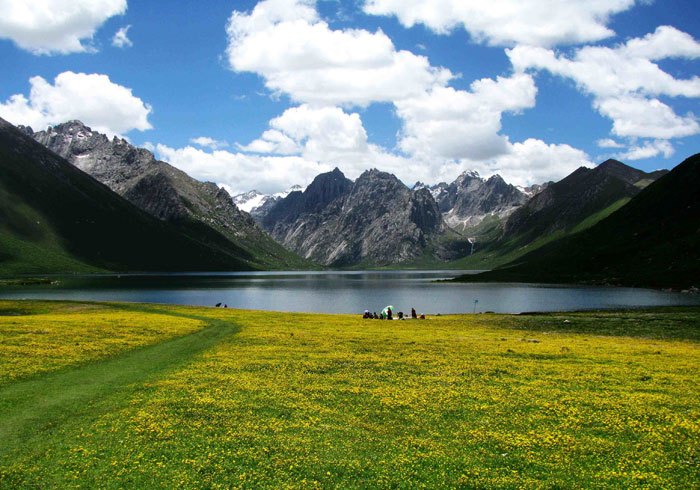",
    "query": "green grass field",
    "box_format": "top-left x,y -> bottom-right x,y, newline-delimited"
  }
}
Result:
0,301 -> 698,488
